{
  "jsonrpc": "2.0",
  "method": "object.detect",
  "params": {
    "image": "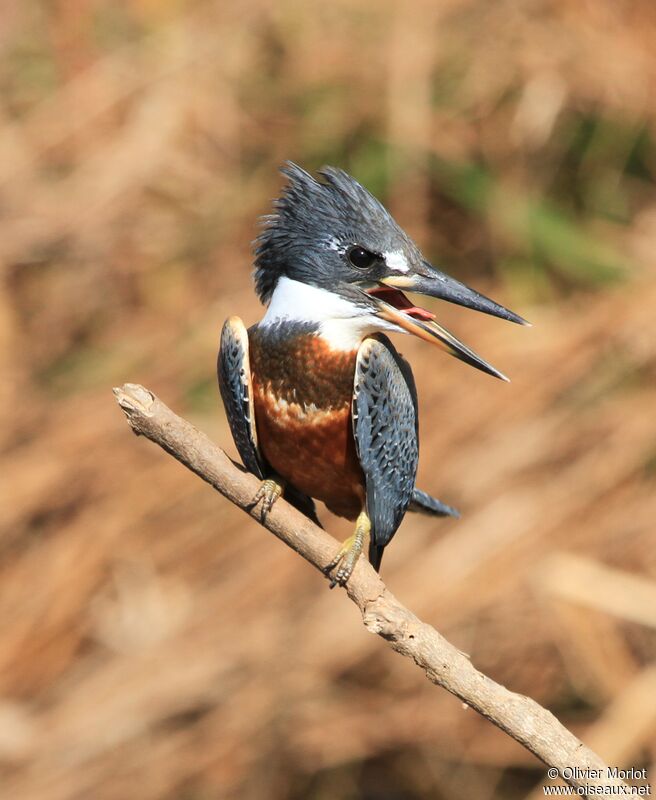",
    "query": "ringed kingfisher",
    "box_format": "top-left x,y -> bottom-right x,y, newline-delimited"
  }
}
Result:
218,163 -> 527,587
